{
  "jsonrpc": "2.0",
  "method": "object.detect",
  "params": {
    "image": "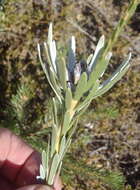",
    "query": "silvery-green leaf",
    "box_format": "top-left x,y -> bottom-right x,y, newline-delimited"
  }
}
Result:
52,98 -> 58,126
44,42 -> 58,80
38,43 -> 62,103
86,80 -> 100,101
62,111 -> 71,135
67,117 -> 78,138
64,138 -> 72,156
88,35 -> 105,73
68,36 -> 76,73
38,44 -> 56,94
46,136 -> 50,179
49,67 -> 62,102
74,72 -> 87,100
57,57 -> 67,90
100,52 -> 112,77
35,127 -> 51,135
59,136 -> 66,160
49,66 -> 60,90
86,51 -> 112,91
87,54 -> 93,65
76,80 -> 100,112
57,161 -> 62,176
48,153 -> 60,185
66,119 -> 78,148
42,150 -> 47,171
66,138 -> 72,150
48,23 -> 53,45
37,44 -> 50,79
51,124 -> 57,157
49,40 -> 57,73
65,87 -> 72,110
94,53 -> 131,98
60,138 -> 72,161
